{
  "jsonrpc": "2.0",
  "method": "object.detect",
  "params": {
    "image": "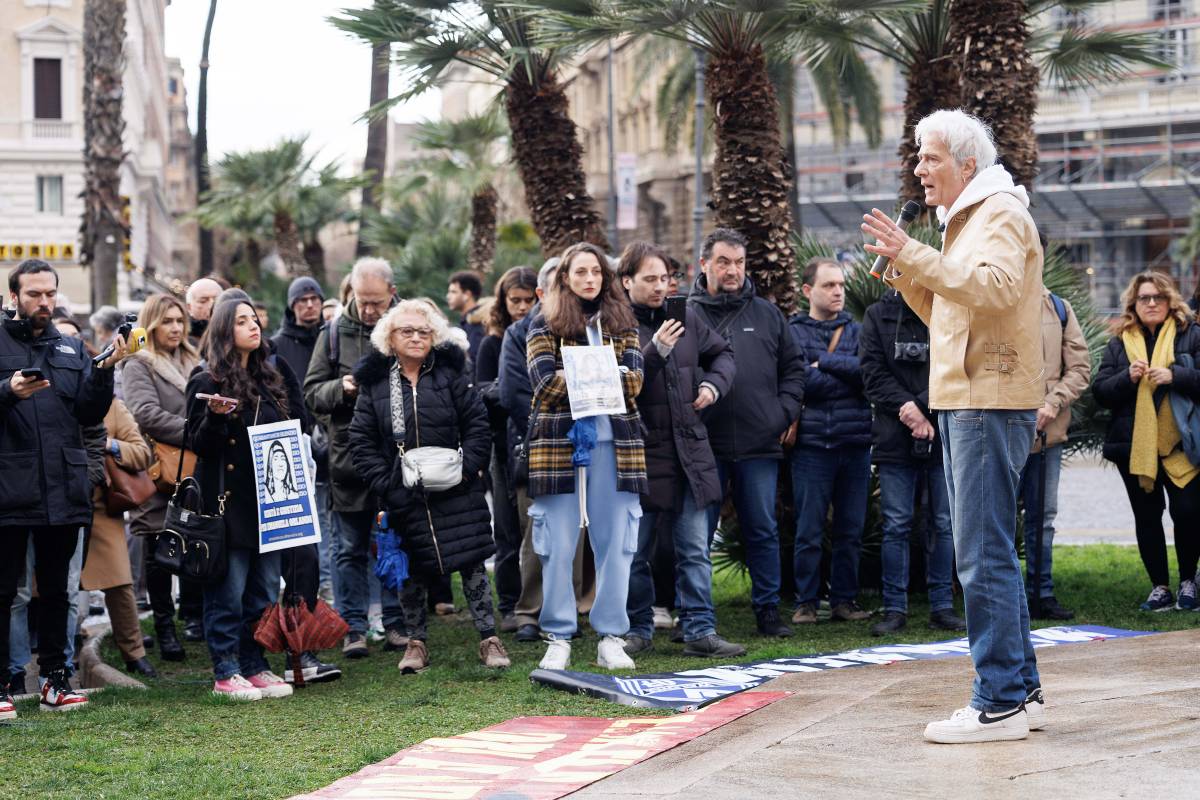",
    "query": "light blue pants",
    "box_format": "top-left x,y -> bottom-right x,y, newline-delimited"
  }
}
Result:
530,442 -> 641,639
